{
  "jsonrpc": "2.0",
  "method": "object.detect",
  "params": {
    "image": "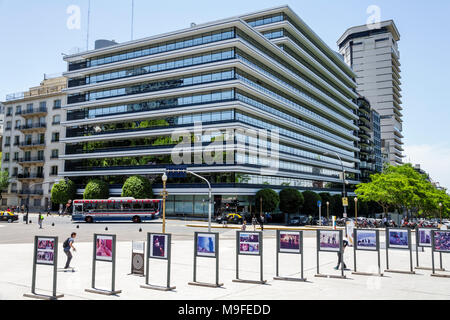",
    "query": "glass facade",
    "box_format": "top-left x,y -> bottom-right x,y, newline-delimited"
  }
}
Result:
63,9 -> 360,206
